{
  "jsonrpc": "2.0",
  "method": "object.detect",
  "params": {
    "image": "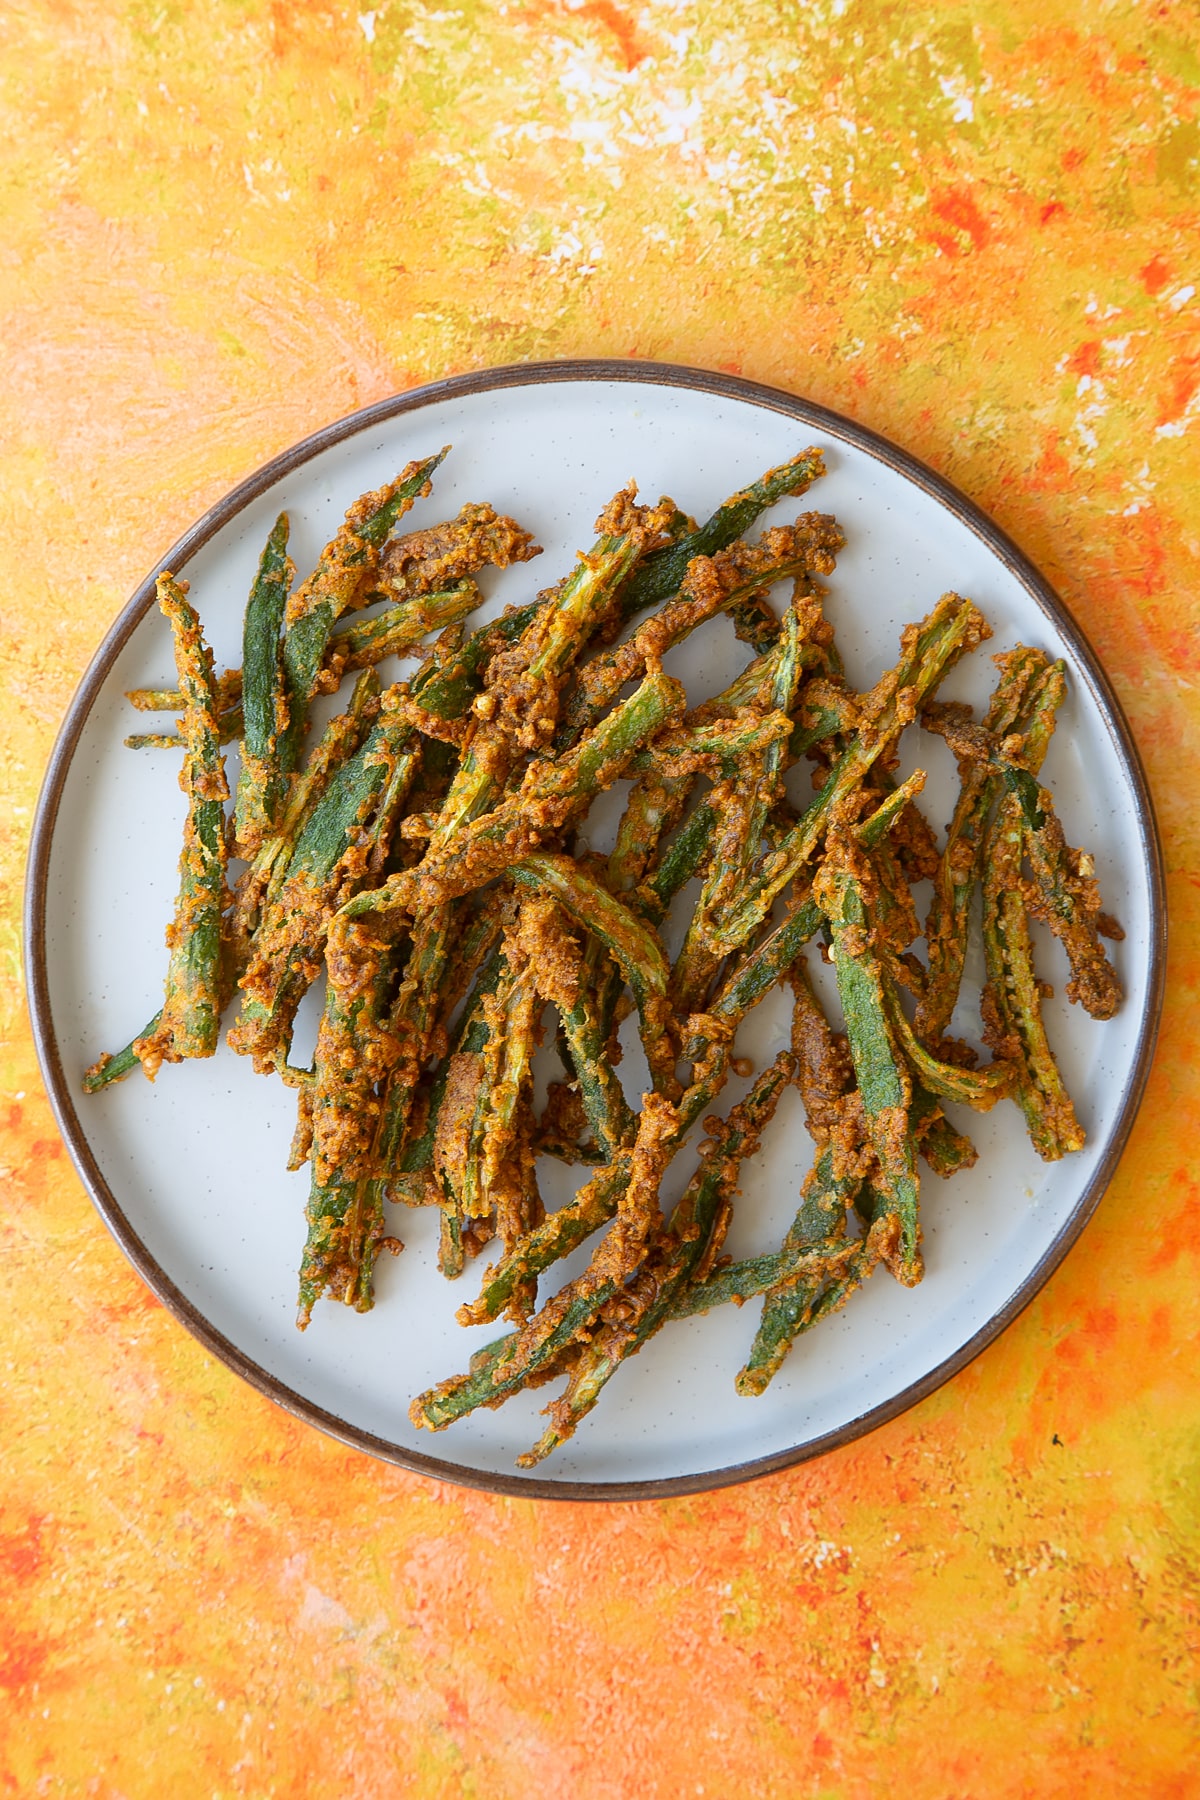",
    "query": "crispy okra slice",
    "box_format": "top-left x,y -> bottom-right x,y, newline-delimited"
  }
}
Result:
613,449 -> 827,622
558,514 -> 843,750
386,670 -> 686,915
325,579 -> 485,674
1017,790 -> 1123,1021
738,1191 -> 898,1397
234,512 -> 295,855
981,792 -> 1086,1159
517,1053 -> 796,1466
511,852 -> 679,1098
813,854 -> 921,1285
102,577 -> 230,1083
278,451 -> 446,774
412,1093 -> 679,1433
228,691 -> 421,1073
297,904 -> 407,1321
714,594 -> 991,954
417,490 -> 679,858
679,602 -> 809,989
915,647 -> 1052,1044
368,501 -> 541,606
461,891 -> 825,1328
394,945 -> 513,1273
